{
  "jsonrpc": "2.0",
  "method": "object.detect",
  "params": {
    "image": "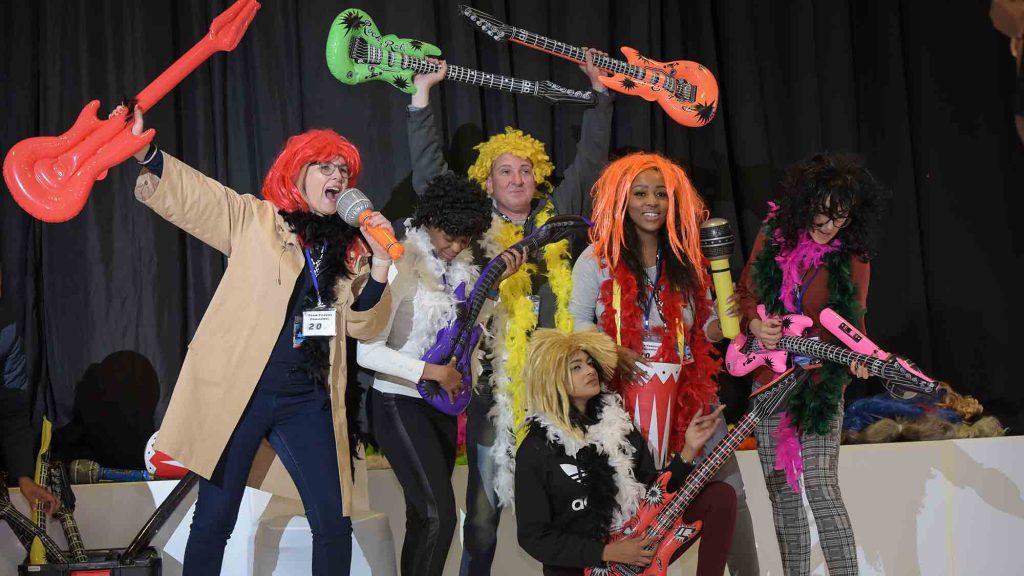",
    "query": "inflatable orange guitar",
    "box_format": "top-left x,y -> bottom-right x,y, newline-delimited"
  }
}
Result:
3,0 -> 260,223
459,5 -> 718,128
